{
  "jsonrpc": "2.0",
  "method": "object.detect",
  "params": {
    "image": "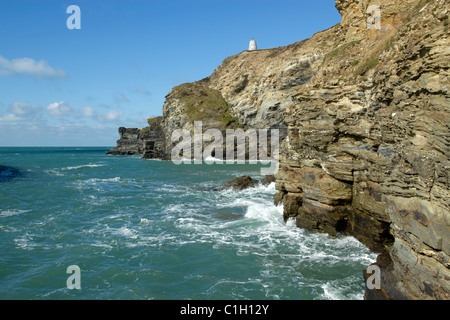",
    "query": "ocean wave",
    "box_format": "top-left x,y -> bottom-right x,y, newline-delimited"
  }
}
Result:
0,209 -> 31,218
218,181 -> 276,197
203,156 -> 224,164
13,233 -> 37,250
44,169 -> 65,176
319,277 -> 366,300
62,164 -> 105,170
140,218 -> 152,224
113,226 -> 138,239
84,177 -> 121,184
